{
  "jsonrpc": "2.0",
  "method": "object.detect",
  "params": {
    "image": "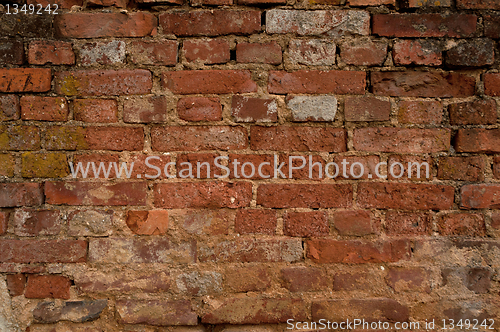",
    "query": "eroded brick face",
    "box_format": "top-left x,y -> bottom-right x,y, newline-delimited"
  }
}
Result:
1,1 -> 500,331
